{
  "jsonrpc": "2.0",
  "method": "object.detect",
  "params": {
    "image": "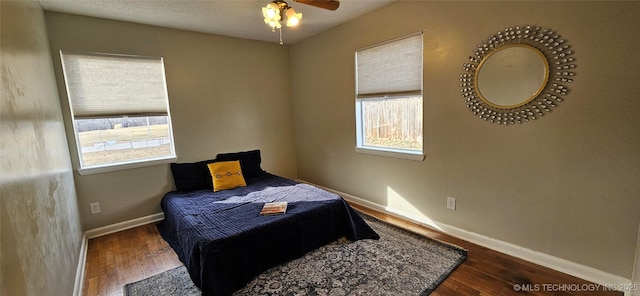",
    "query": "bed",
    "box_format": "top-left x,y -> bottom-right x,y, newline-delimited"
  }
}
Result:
157,150 -> 379,296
